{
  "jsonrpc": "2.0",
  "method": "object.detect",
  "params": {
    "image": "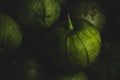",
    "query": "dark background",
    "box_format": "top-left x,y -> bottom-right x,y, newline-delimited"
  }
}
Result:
0,0 -> 120,80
